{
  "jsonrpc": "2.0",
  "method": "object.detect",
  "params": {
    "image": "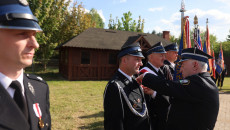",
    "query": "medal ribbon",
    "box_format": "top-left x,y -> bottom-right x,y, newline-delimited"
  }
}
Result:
33,103 -> 42,119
